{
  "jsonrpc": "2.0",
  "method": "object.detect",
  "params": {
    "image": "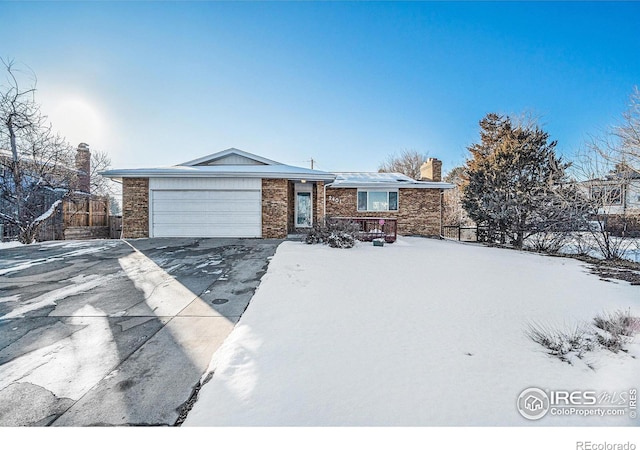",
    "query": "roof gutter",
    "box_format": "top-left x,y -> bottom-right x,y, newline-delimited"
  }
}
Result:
100,170 -> 336,183
326,182 -> 455,189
